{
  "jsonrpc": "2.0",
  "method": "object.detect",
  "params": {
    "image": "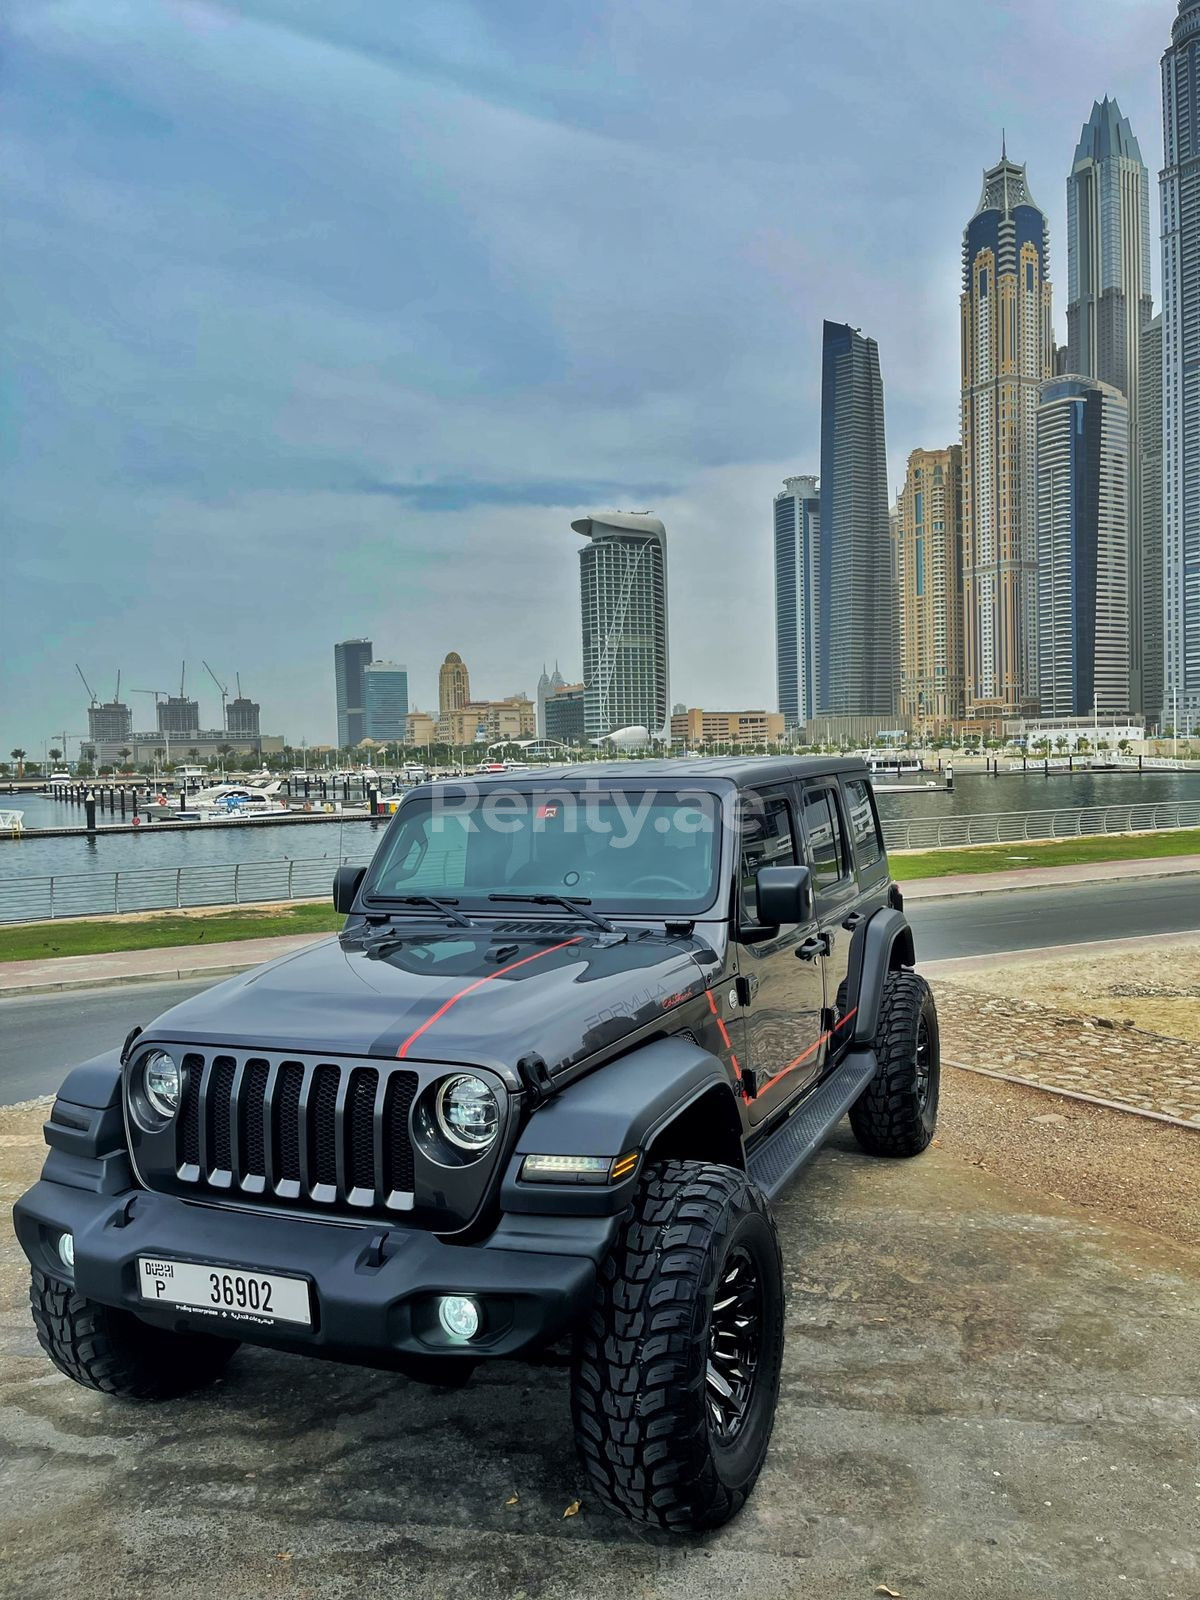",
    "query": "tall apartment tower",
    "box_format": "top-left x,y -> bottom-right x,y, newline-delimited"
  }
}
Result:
1139,314 -> 1165,726
1035,377 -> 1130,717
1161,0 -> 1200,734
225,697 -> 261,738
961,151 -> 1054,719
438,652 -> 470,717
773,475 -> 820,729
818,321 -> 895,717
570,512 -> 669,740
334,638 -> 373,748
895,448 -> 966,729
363,661 -> 409,742
1065,97 -> 1153,713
